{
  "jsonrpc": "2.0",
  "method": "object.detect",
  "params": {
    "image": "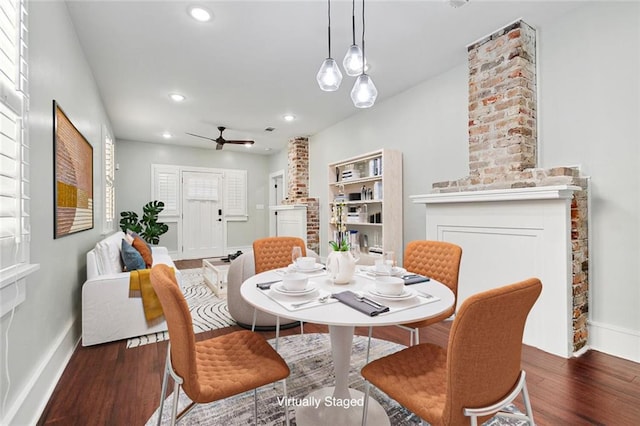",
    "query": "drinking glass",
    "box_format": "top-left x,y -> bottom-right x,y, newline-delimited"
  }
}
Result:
291,246 -> 302,266
350,243 -> 361,263
383,251 -> 396,269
